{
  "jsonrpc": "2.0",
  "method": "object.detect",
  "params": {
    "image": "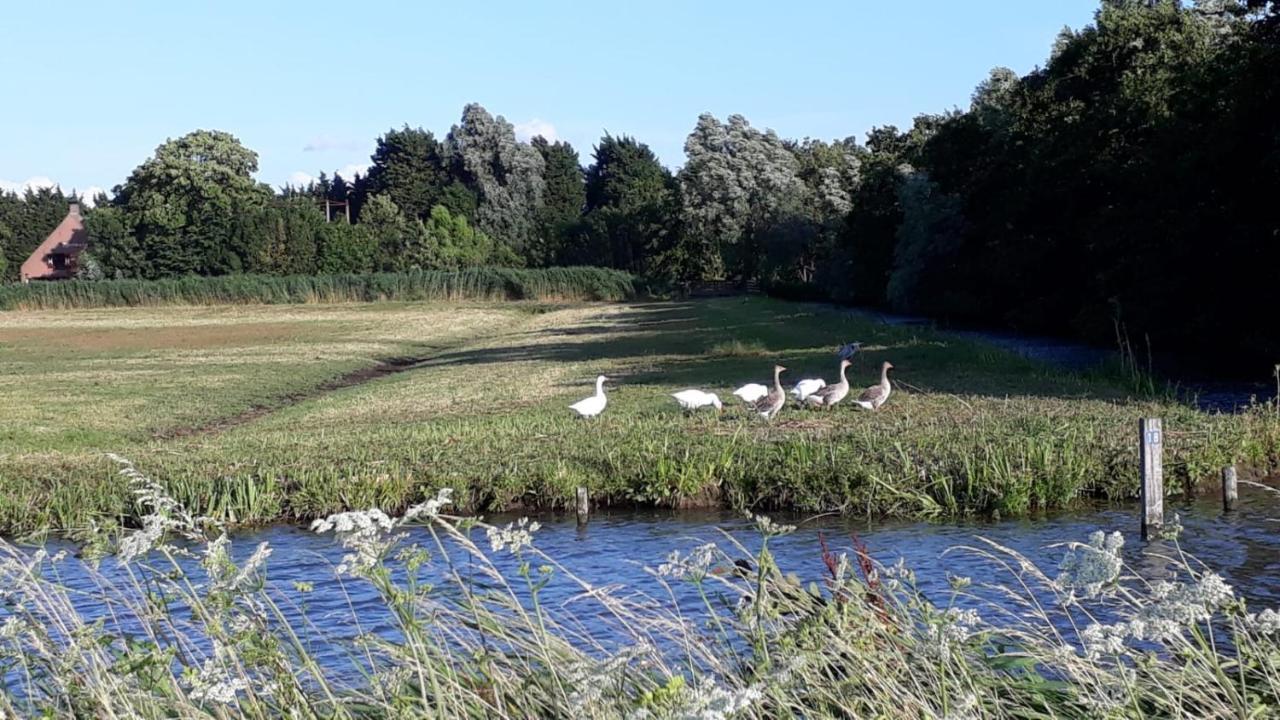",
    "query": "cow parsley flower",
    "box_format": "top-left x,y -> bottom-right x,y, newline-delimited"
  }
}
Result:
878,557 -> 915,591
925,607 -> 983,661
403,487 -> 454,523
1080,622 -> 1129,659
655,543 -> 716,581
311,509 -> 401,576
750,514 -> 796,537
663,679 -> 763,720
187,659 -> 247,705
1055,531 -> 1124,599
486,517 -> 540,554
1248,608 -> 1280,635
1081,572 -> 1237,656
